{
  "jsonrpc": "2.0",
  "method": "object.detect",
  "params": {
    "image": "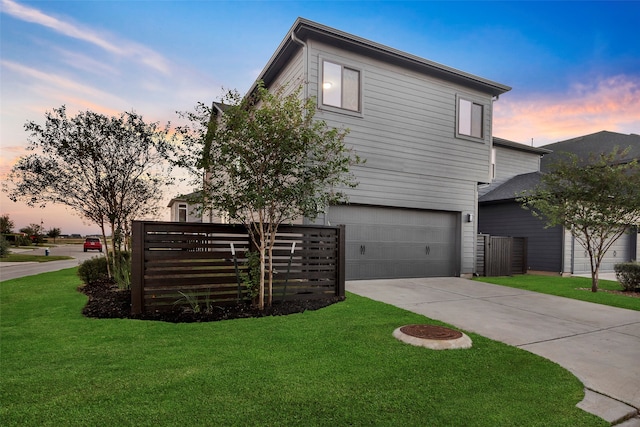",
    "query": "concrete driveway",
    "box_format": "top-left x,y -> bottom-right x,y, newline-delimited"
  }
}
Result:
347,277 -> 640,425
